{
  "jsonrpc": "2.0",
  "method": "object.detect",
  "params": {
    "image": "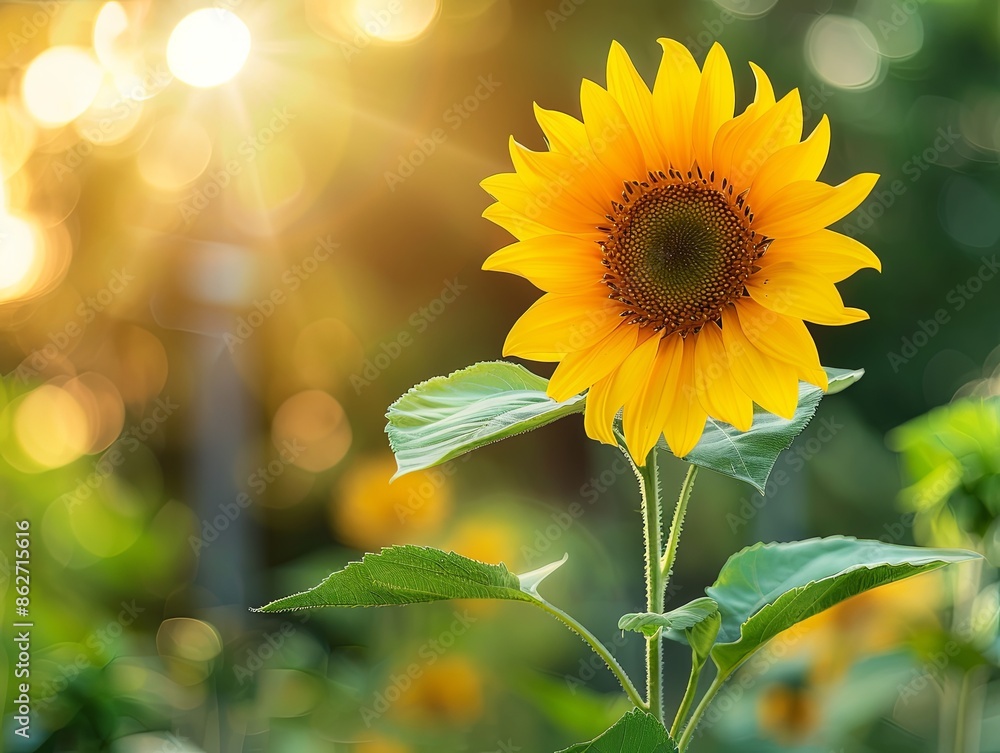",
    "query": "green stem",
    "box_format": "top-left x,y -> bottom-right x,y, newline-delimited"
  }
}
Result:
637,449 -> 665,722
661,465 -> 698,585
535,598 -> 647,711
678,674 -> 727,751
954,669 -> 973,753
669,660 -> 703,740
